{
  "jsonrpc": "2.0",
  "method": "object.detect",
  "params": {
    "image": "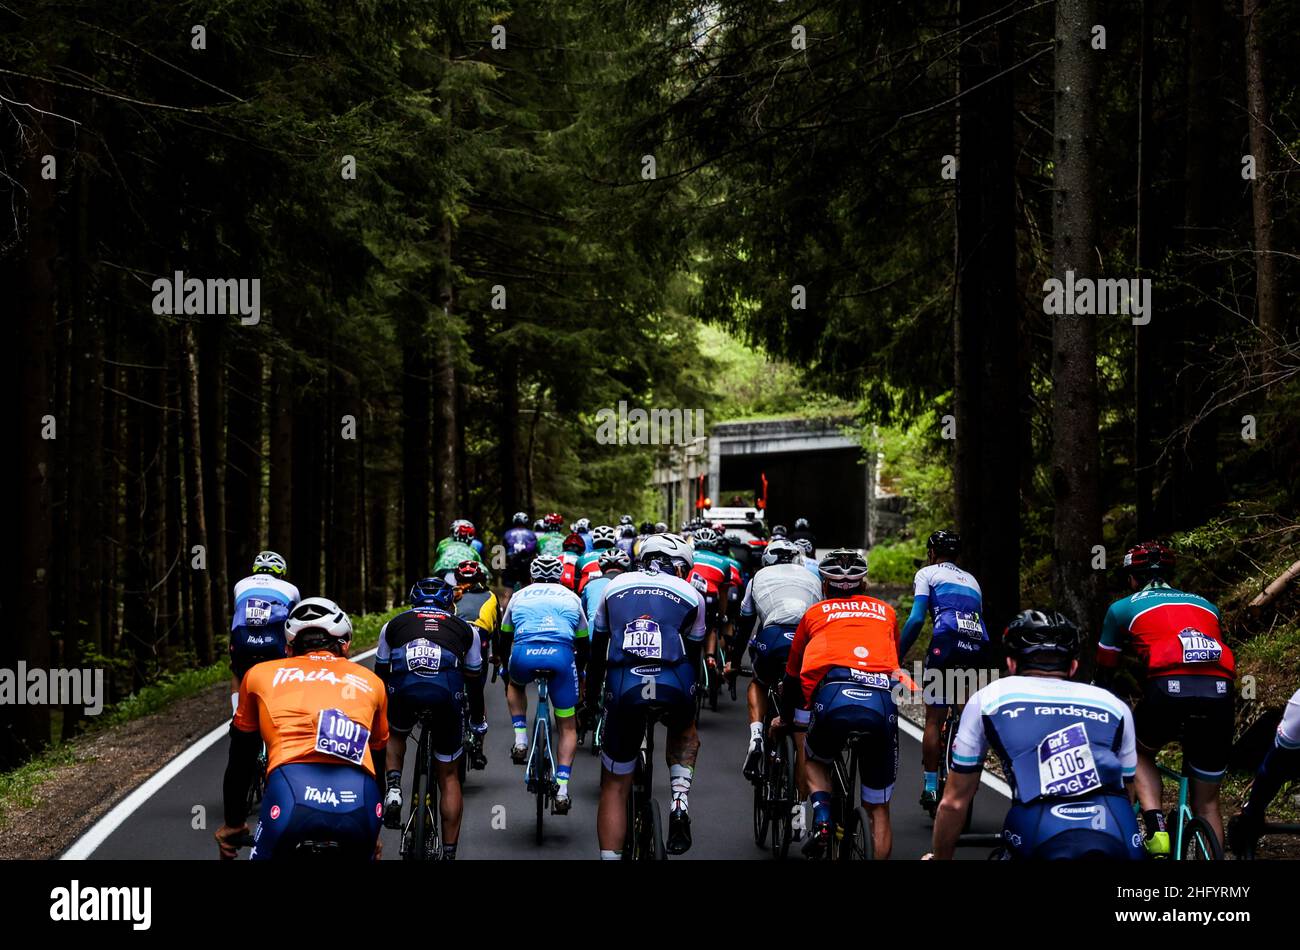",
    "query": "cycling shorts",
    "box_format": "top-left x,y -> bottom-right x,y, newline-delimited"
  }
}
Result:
508,642 -> 579,716
250,762 -> 382,861
230,624 -> 287,680
1135,675 -> 1234,782
386,669 -> 464,761
923,633 -> 993,705
599,662 -> 695,774
804,680 -> 899,804
1001,792 -> 1143,860
748,623 -> 797,688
